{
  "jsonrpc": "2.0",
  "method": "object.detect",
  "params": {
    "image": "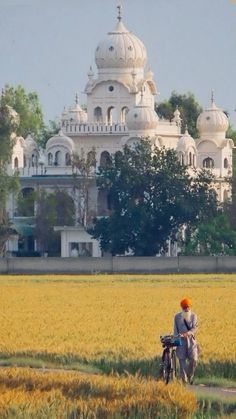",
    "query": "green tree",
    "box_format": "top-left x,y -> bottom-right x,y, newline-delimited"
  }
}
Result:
0,104 -> 19,255
0,85 -> 44,138
37,119 -> 60,148
182,212 -> 236,255
35,189 -> 75,255
155,91 -> 202,138
90,139 -> 217,256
